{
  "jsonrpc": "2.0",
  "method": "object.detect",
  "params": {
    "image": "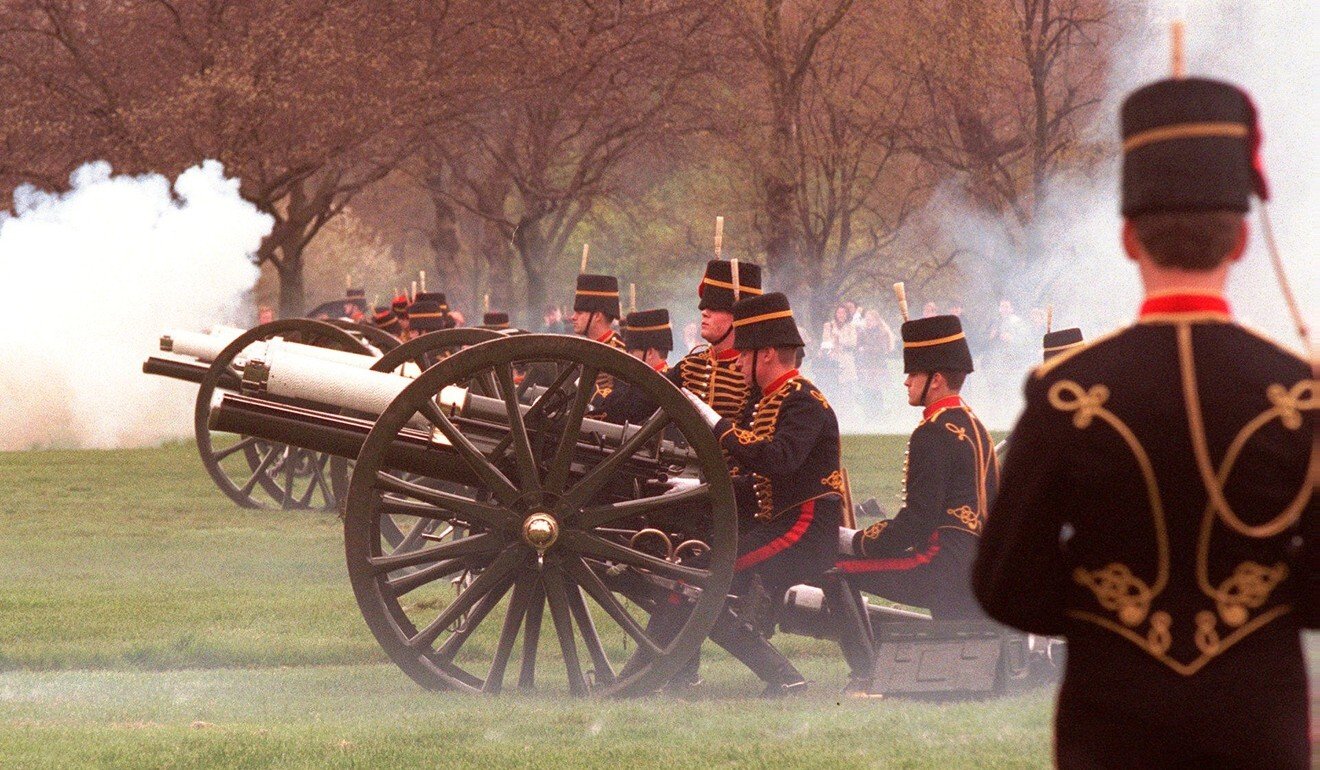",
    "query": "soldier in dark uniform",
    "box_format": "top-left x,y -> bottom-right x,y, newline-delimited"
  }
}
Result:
592,309 -> 673,426
827,314 -> 999,692
406,299 -> 449,335
343,287 -> 367,322
668,260 -> 764,424
683,292 -> 845,697
415,292 -> 456,330
372,306 -> 403,337
1042,327 -> 1084,361
645,261 -> 762,688
570,273 -> 626,408
973,78 -> 1315,769
480,311 -> 511,330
